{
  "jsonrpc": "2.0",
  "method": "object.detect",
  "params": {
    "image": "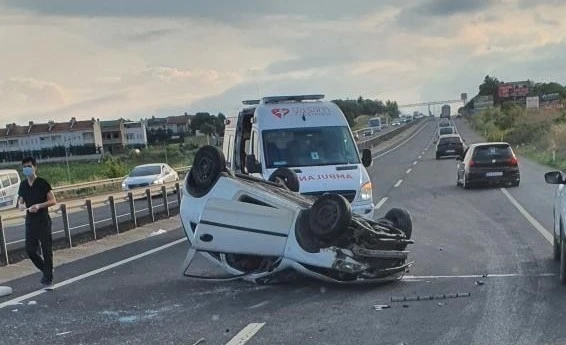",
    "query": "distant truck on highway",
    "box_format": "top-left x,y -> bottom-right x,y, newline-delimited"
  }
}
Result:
367,116 -> 384,131
440,104 -> 451,119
